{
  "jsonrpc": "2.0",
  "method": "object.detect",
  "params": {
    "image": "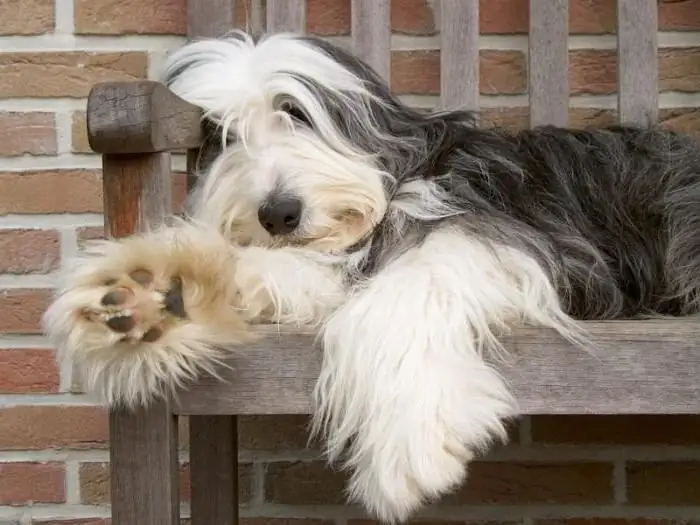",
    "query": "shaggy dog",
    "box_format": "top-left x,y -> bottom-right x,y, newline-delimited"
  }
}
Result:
43,31 -> 700,522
